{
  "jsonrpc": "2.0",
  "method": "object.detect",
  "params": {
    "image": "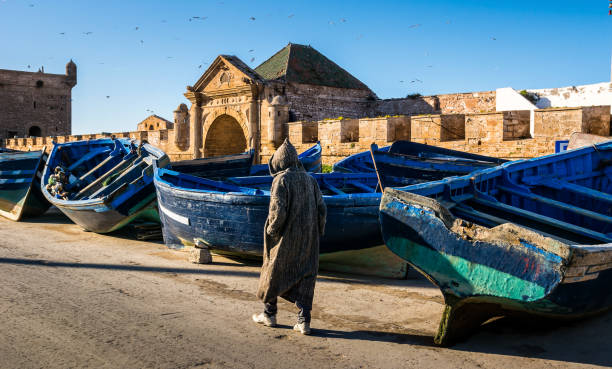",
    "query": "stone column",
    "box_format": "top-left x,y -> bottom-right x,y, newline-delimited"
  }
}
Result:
189,104 -> 202,159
